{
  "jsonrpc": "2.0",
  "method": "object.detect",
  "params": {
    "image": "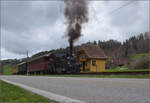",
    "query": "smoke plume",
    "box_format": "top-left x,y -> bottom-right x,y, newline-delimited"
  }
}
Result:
64,0 -> 89,43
